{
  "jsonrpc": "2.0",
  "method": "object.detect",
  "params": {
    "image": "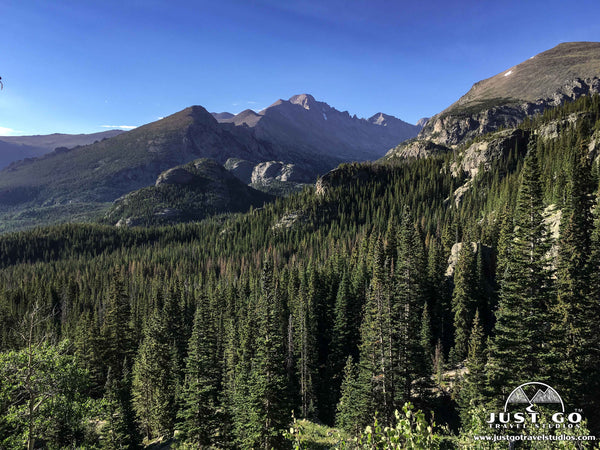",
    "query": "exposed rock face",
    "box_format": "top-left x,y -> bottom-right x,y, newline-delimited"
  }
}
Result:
289,94 -> 316,110
445,242 -> 492,277
315,164 -> 377,196
251,161 -> 310,184
271,210 -> 307,230
315,177 -> 329,196
225,158 -> 314,188
421,78 -> 600,146
155,167 -> 195,186
224,158 -> 255,184
385,139 -> 451,161
416,117 -> 430,128
588,129 -> 600,162
452,129 -> 529,177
